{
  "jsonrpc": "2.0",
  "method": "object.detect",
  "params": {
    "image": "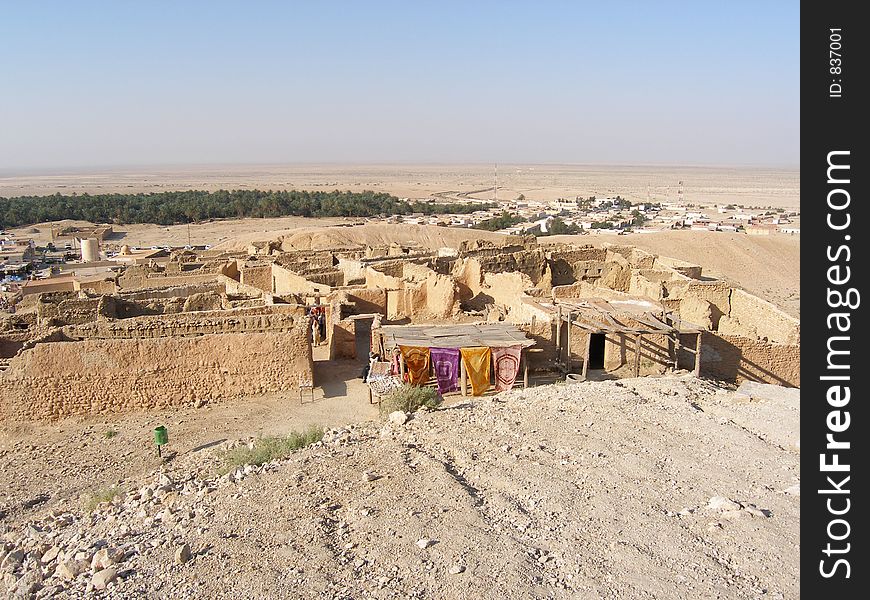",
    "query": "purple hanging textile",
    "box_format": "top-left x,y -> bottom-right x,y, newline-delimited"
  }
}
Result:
430,347 -> 460,394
